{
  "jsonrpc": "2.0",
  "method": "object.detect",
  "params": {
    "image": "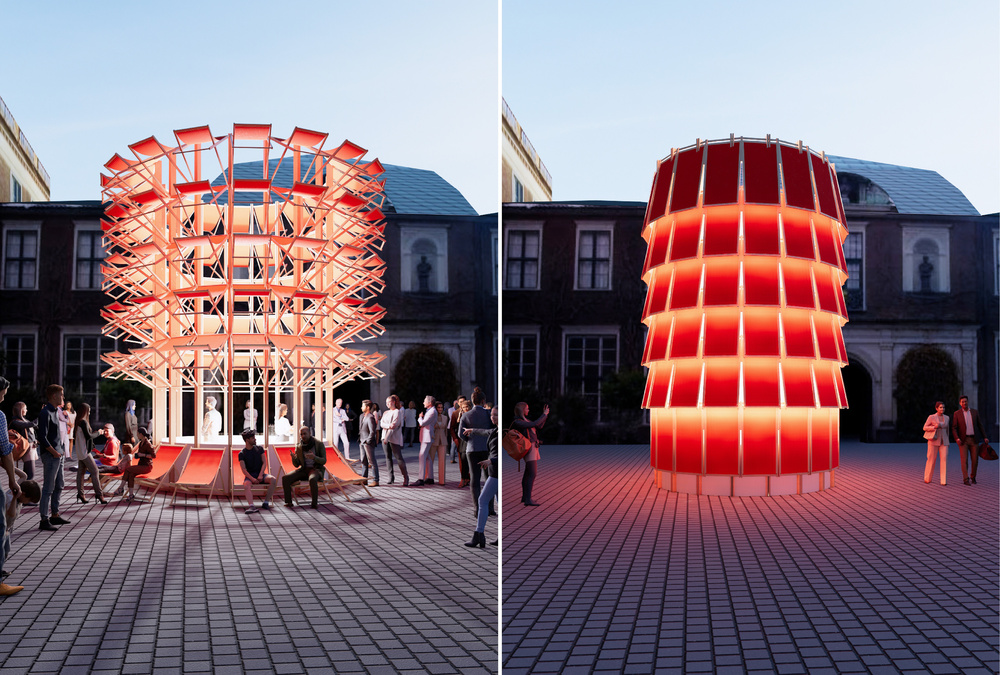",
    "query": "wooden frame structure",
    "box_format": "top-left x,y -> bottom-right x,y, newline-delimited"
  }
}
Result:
99,124 -> 387,468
